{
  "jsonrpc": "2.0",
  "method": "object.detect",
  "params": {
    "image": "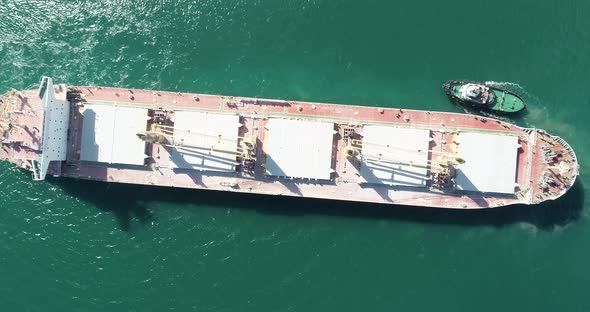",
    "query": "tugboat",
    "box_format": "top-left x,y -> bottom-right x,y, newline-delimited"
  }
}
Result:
443,80 -> 526,113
